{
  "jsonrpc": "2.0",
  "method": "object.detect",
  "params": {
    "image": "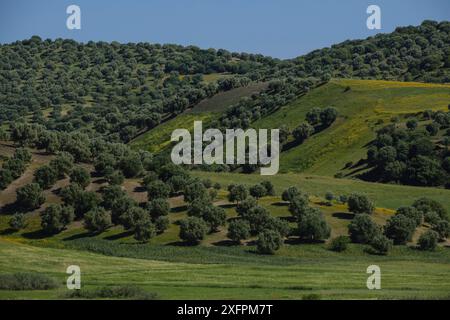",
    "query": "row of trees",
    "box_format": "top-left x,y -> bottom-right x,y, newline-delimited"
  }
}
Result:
0,148 -> 32,190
